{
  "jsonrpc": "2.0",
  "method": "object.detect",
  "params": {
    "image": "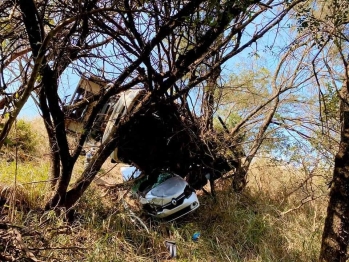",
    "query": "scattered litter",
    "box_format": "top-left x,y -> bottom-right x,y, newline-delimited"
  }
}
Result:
192,232 -> 201,242
84,147 -> 95,168
165,240 -> 177,258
